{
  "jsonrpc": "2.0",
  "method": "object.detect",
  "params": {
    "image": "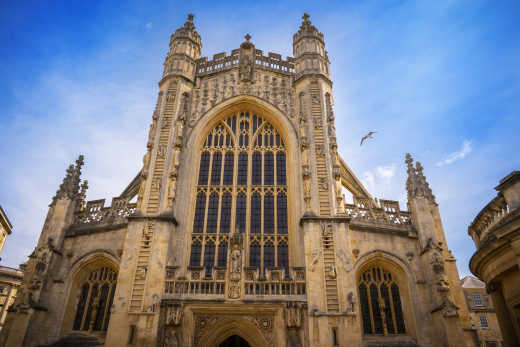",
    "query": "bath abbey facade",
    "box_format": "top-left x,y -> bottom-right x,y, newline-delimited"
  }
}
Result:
1,14 -> 479,347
